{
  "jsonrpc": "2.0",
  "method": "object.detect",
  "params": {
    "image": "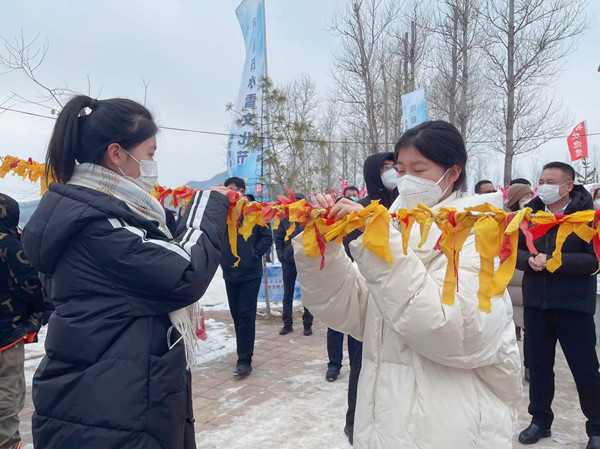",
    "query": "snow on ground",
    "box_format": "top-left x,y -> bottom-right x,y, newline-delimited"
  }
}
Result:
195,318 -> 237,366
198,267 -> 230,311
198,365 -> 350,449
21,365 -> 350,449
